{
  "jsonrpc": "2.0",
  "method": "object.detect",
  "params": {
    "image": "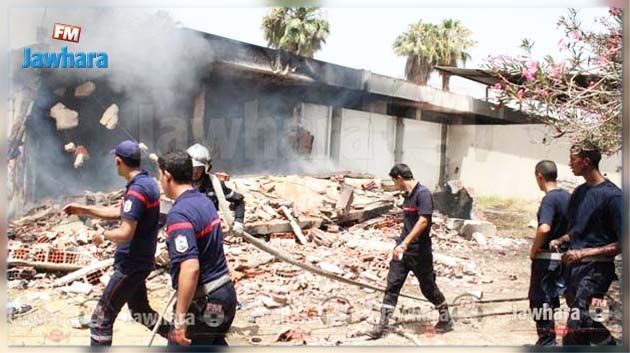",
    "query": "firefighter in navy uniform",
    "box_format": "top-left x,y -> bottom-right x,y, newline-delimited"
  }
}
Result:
186,143 -> 245,237
368,163 -> 453,339
158,150 -> 237,346
528,160 -> 570,346
550,145 -> 622,346
63,140 -> 170,345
